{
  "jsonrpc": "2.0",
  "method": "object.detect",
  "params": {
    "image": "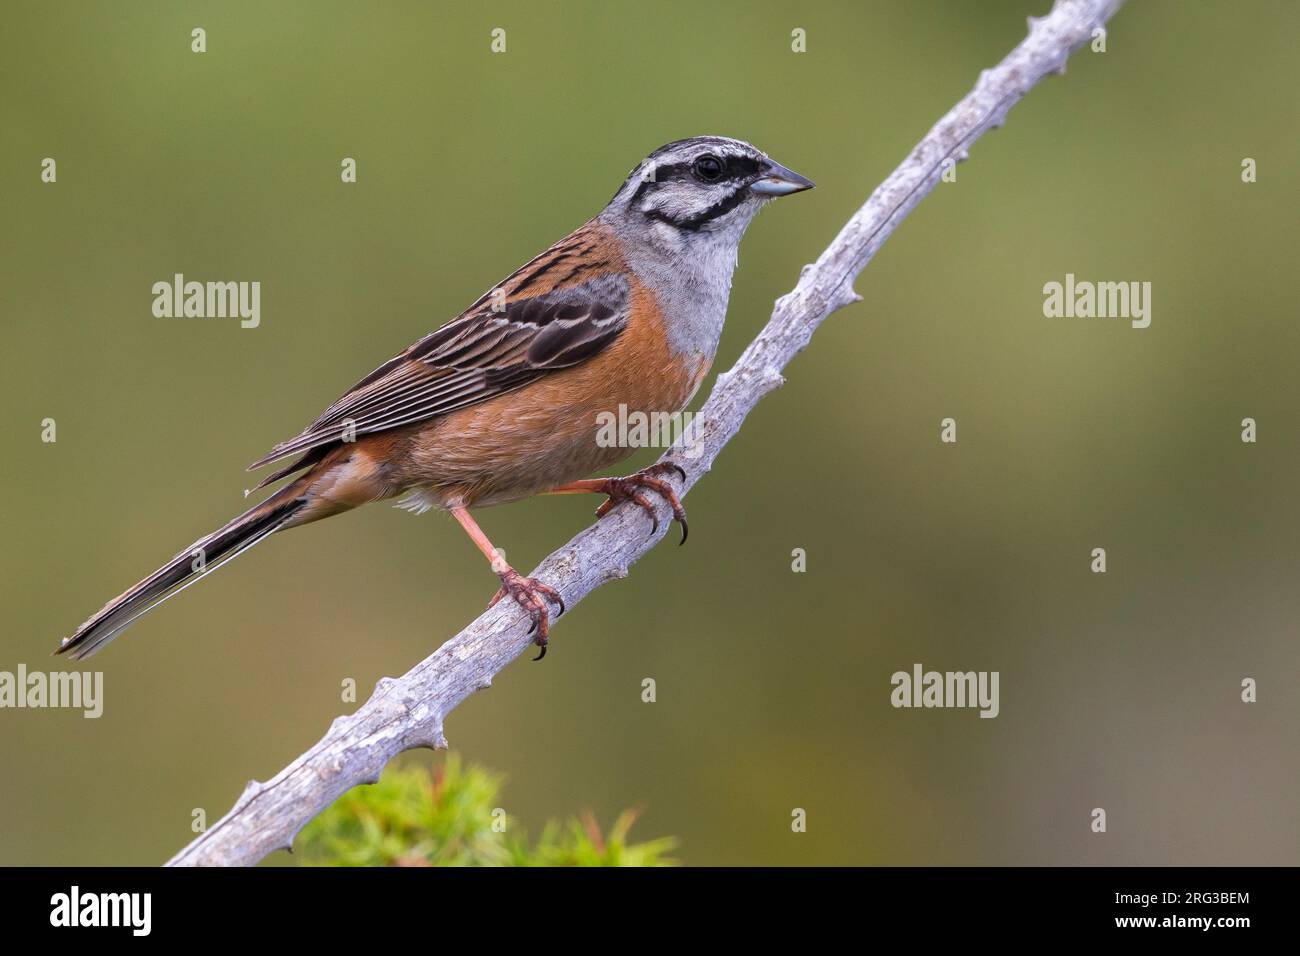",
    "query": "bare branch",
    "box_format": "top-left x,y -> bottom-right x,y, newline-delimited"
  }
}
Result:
166,0 -> 1125,867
